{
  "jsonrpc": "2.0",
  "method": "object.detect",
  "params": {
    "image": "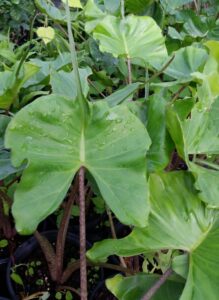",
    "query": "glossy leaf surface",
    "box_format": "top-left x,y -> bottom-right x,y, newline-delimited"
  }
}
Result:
5,95 -> 151,234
